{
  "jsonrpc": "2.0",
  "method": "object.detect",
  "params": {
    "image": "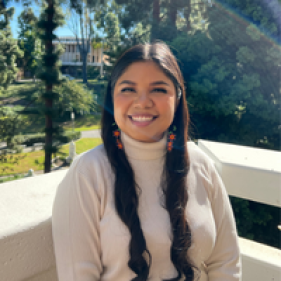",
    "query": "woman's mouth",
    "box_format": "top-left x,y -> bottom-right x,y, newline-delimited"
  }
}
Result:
129,115 -> 157,127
